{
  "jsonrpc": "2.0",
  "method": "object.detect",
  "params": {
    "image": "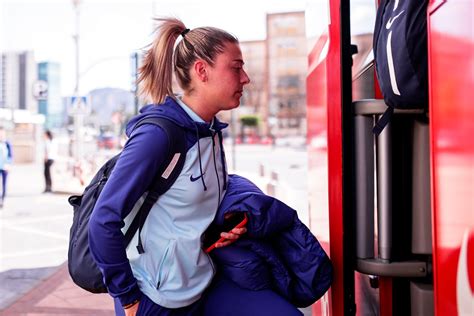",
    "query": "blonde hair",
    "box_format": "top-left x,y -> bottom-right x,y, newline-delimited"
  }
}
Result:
138,17 -> 238,104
